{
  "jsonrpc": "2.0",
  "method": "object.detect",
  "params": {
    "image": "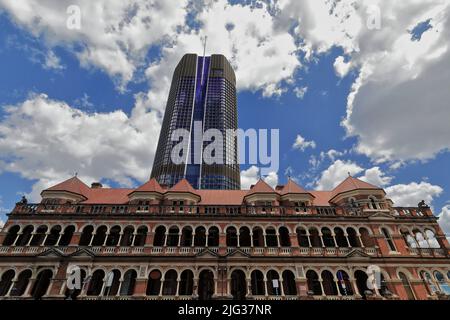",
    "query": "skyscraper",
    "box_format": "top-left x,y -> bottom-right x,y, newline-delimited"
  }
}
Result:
151,54 -> 240,189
